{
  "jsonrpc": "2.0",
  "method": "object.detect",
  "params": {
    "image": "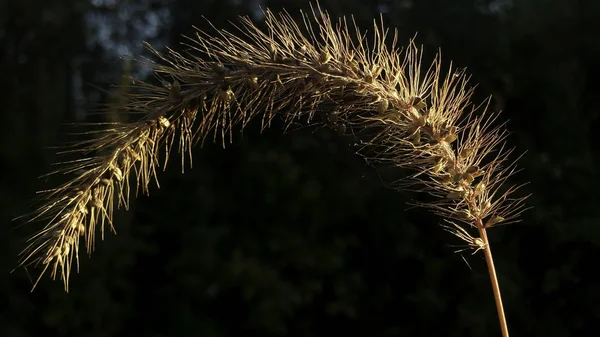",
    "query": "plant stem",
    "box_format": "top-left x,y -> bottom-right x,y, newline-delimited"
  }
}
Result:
477,220 -> 510,337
